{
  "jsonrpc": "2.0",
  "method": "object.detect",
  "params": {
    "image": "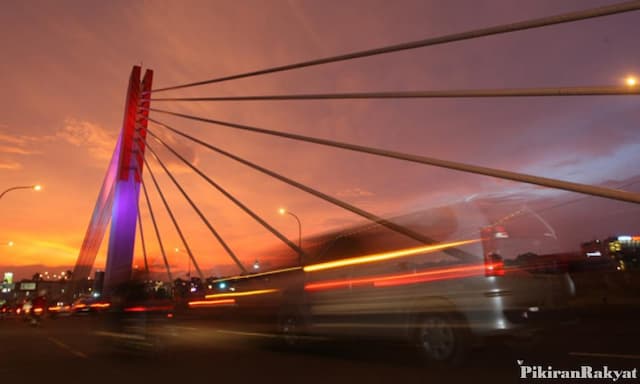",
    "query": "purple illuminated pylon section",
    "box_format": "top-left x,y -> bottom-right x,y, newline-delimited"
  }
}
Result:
73,66 -> 153,293
104,66 -> 153,292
